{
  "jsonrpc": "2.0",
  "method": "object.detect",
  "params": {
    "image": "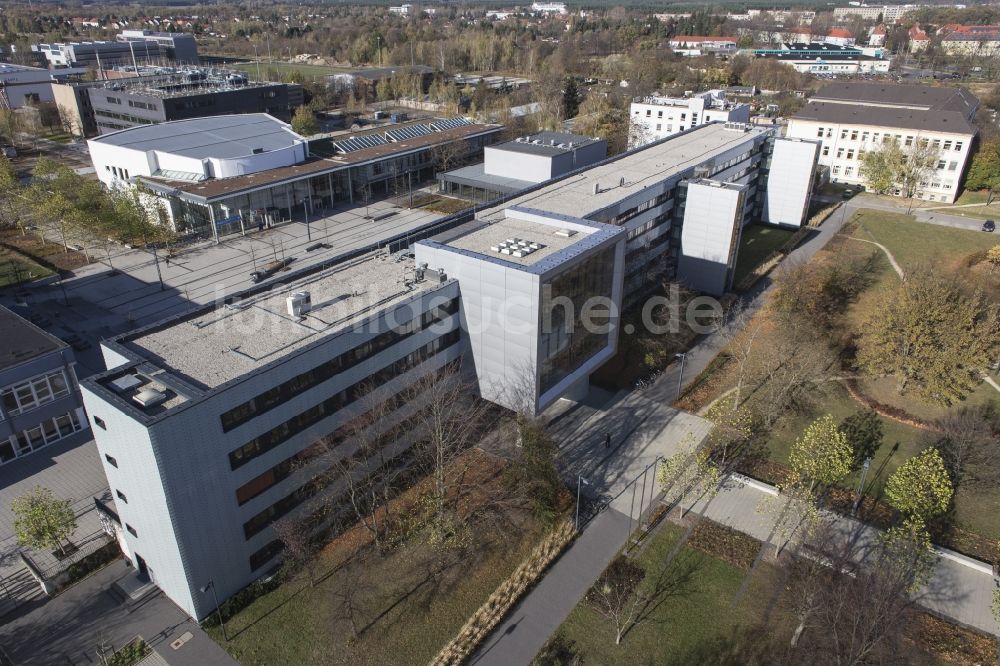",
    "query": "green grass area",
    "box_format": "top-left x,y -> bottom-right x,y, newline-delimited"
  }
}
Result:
732,224 -> 797,286
851,210 -> 998,271
0,248 -> 55,287
930,204 -> 1000,221
554,523 -> 785,664
209,529 -> 539,666
955,190 -> 995,205
224,59 -> 348,80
